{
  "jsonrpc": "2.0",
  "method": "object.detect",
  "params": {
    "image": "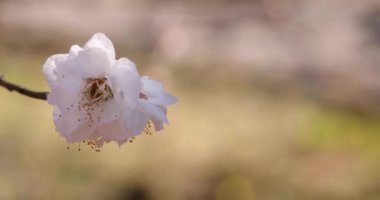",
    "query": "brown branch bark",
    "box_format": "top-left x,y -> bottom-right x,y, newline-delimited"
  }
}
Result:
0,75 -> 47,100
